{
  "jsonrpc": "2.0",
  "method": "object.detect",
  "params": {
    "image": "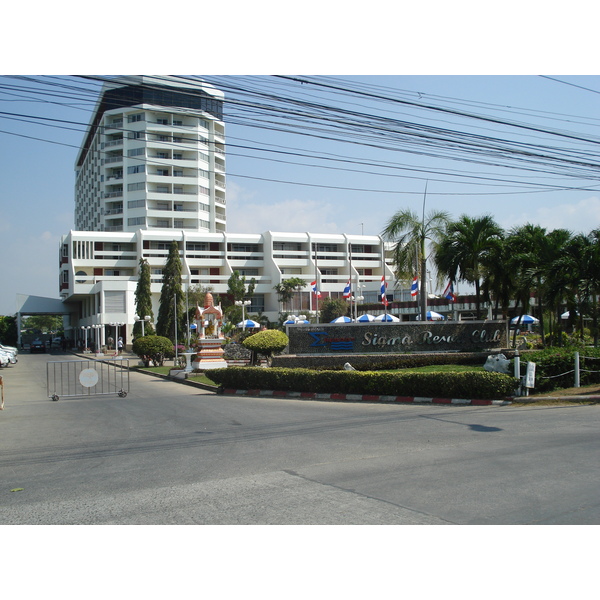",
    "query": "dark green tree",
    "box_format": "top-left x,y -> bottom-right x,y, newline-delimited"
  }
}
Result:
156,241 -> 184,342
224,271 -> 256,323
434,214 -> 504,319
319,297 -> 349,323
133,258 -> 155,338
0,315 -> 18,346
